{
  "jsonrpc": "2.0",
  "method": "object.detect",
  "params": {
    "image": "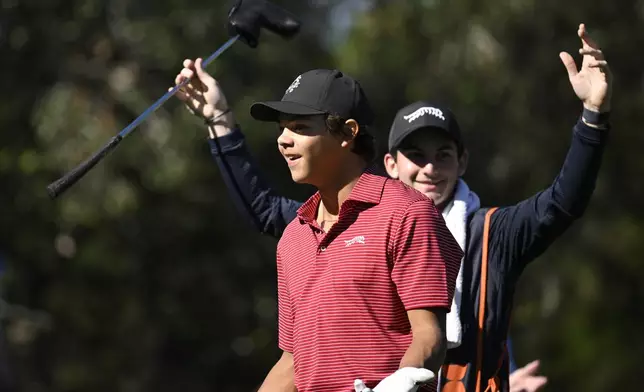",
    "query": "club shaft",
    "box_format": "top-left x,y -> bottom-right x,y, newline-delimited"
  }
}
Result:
117,34 -> 240,139
202,34 -> 240,68
46,35 -> 240,199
